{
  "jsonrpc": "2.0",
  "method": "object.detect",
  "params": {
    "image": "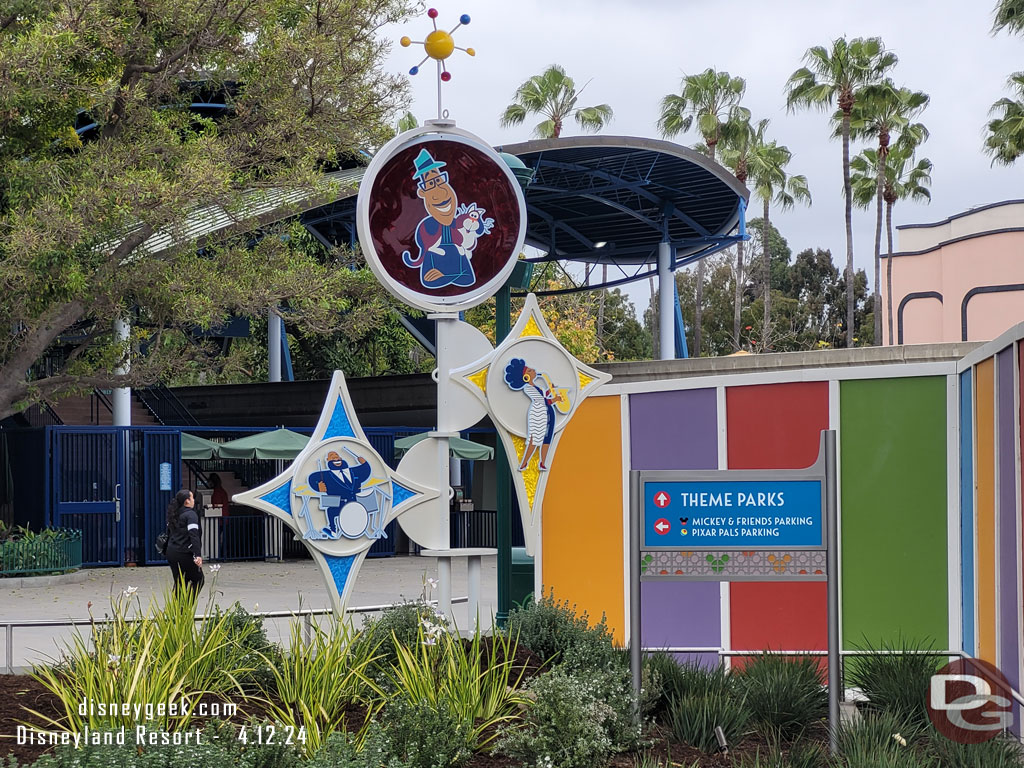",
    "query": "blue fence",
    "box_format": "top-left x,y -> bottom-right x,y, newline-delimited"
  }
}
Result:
1,424 -> 501,567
